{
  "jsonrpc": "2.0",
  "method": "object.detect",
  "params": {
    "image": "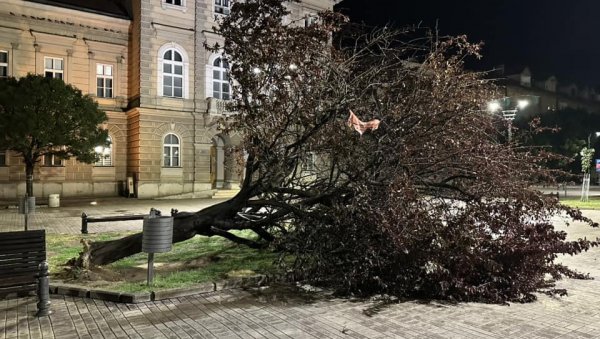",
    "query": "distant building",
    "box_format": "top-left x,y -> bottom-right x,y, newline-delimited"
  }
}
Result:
496,66 -> 600,117
0,0 -> 337,199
